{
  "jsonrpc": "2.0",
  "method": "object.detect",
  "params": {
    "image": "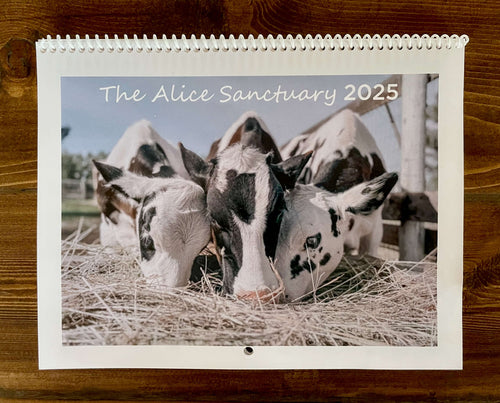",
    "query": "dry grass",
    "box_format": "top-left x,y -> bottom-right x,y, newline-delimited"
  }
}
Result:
61,220 -> 437,347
